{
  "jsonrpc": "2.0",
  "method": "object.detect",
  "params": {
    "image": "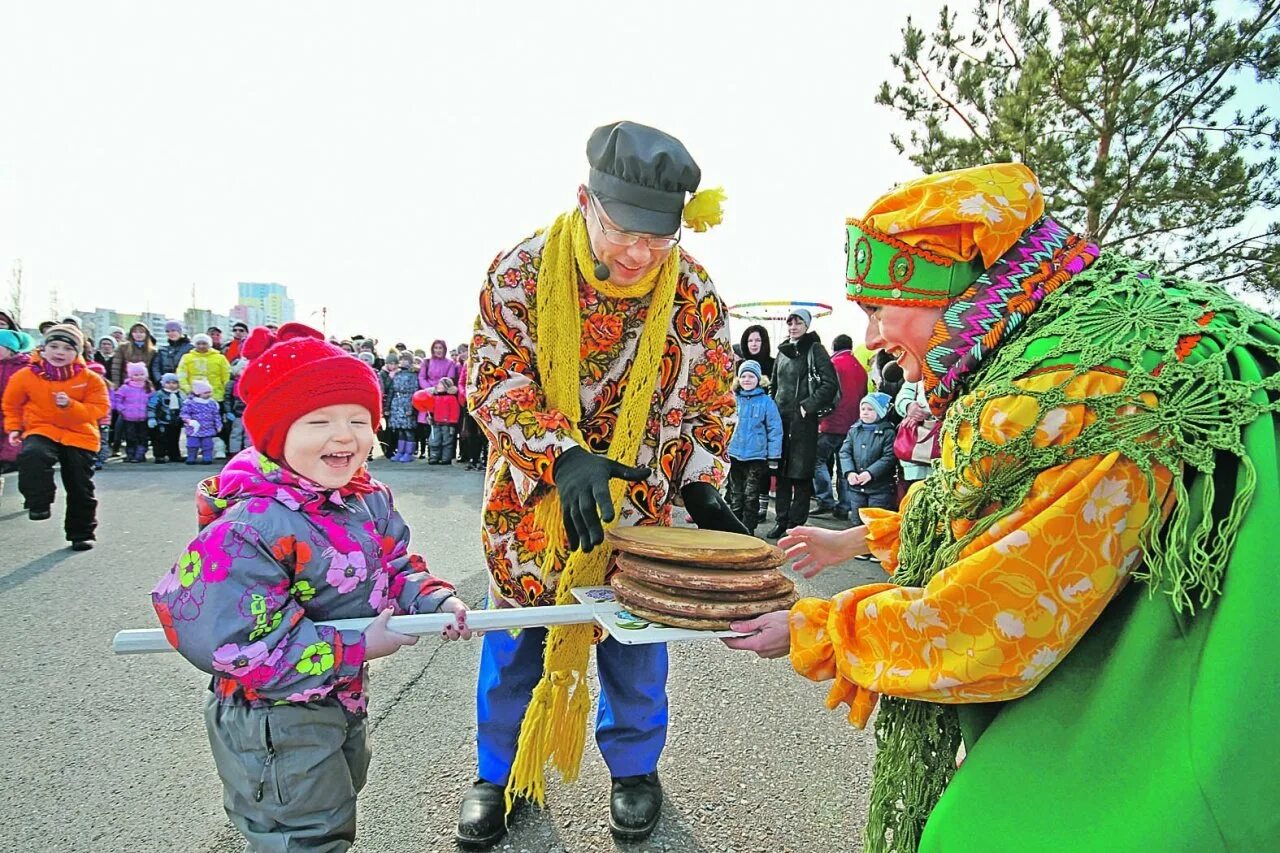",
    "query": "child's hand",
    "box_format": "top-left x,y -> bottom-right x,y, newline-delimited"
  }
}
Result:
846,472 -> 858,486
363,607 -> 419,659
53,392 -> 70,408
438,596 -> 476,641
186,419 -> 200,432
7,431 -> 20,447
